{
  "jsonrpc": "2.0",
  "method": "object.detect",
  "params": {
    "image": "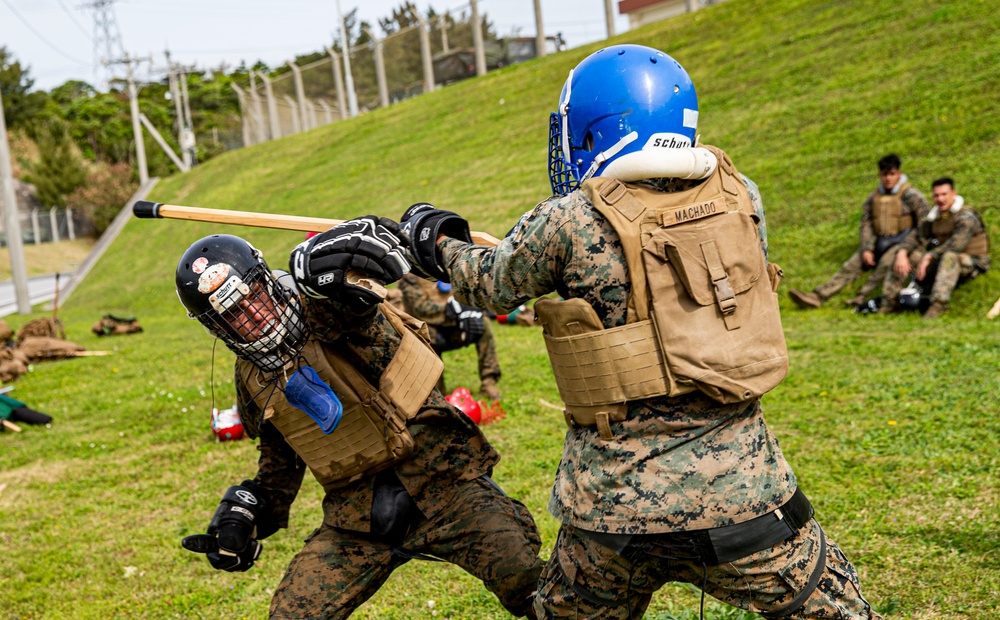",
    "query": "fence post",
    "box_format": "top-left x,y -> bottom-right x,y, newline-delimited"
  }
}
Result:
307,101 -> 318,129
413,11 -> 436,93
470,0 -> 487,76
287,61 -> 311,131
231,83 -> 254,146
604,0 -> 617,38
439,14 -> 449,53
365,28 -> 390,109
284,96 -> 301,133
248,72 -> 267,143
50,207 -> 60,243
30,208 -> 40,244
336,0 -> 360,117
326,47 -> 348,120
257,71 -> 282,140
67,207 -> 75,240
317,99 -> 333,125
534,0 -> 546,58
